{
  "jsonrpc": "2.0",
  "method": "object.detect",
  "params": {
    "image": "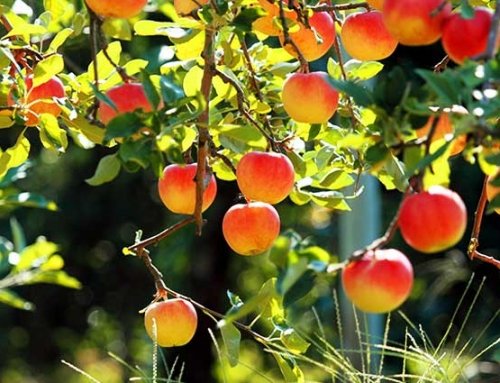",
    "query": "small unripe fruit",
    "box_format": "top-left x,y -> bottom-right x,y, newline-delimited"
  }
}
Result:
85,0 -> 147,18
222,202 -> 280,256
341,11 -> 398,61
441,7 -> 496,64
382,0 -> 451,46
9,75 -> 65,127
282,72 -> 339,124
144,299 -> 198,347
342,249 -> 414,313
236,151 -> 295,204
398,186 -> 467,253
158,163 -> 217,215
98,83 -> 155,125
